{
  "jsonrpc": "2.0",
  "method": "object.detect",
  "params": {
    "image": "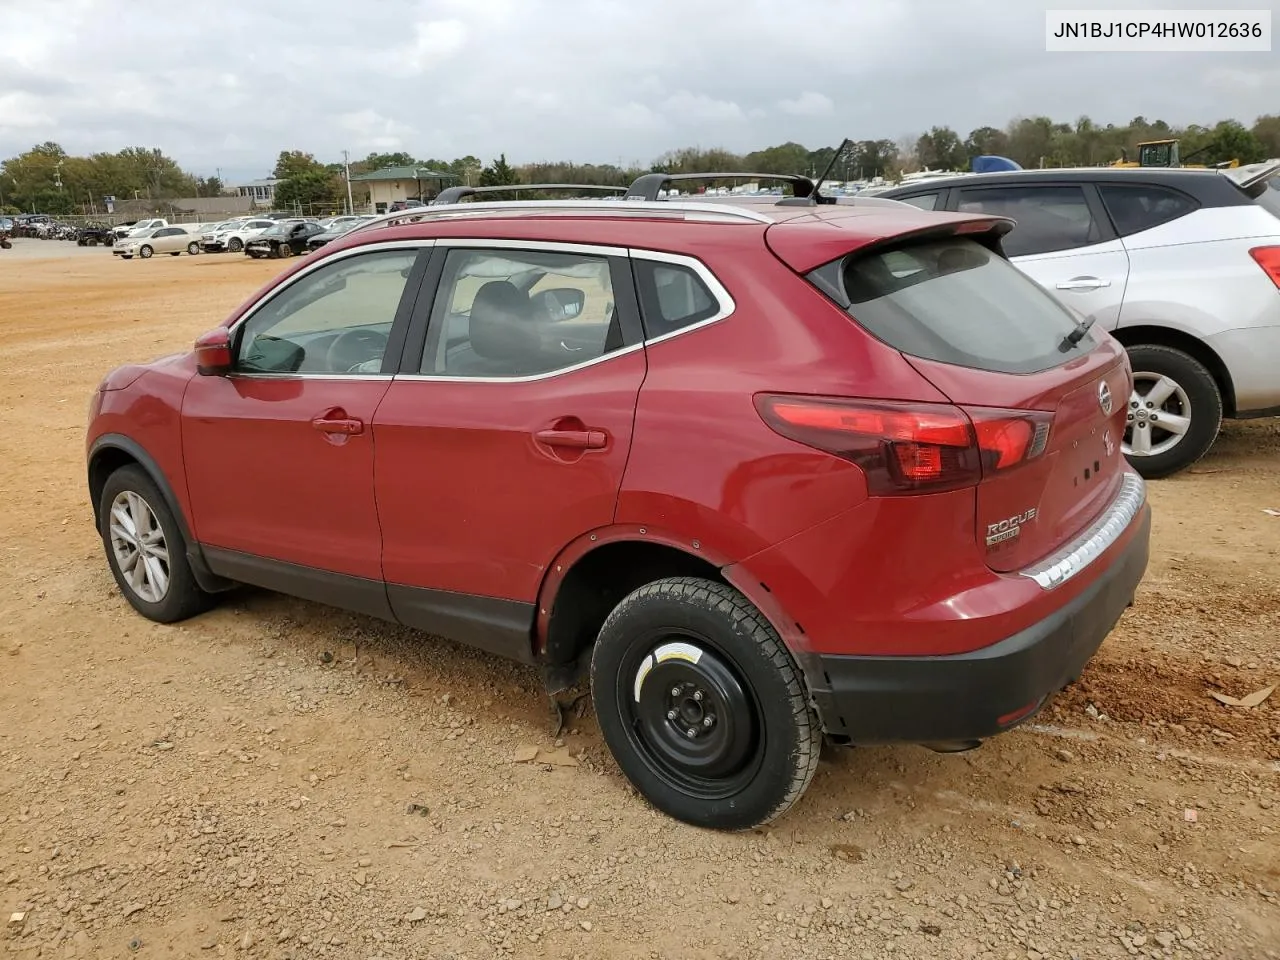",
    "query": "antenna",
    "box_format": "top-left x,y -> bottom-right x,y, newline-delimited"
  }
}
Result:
774,138 -> 850,206
813,138 -> 850,195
